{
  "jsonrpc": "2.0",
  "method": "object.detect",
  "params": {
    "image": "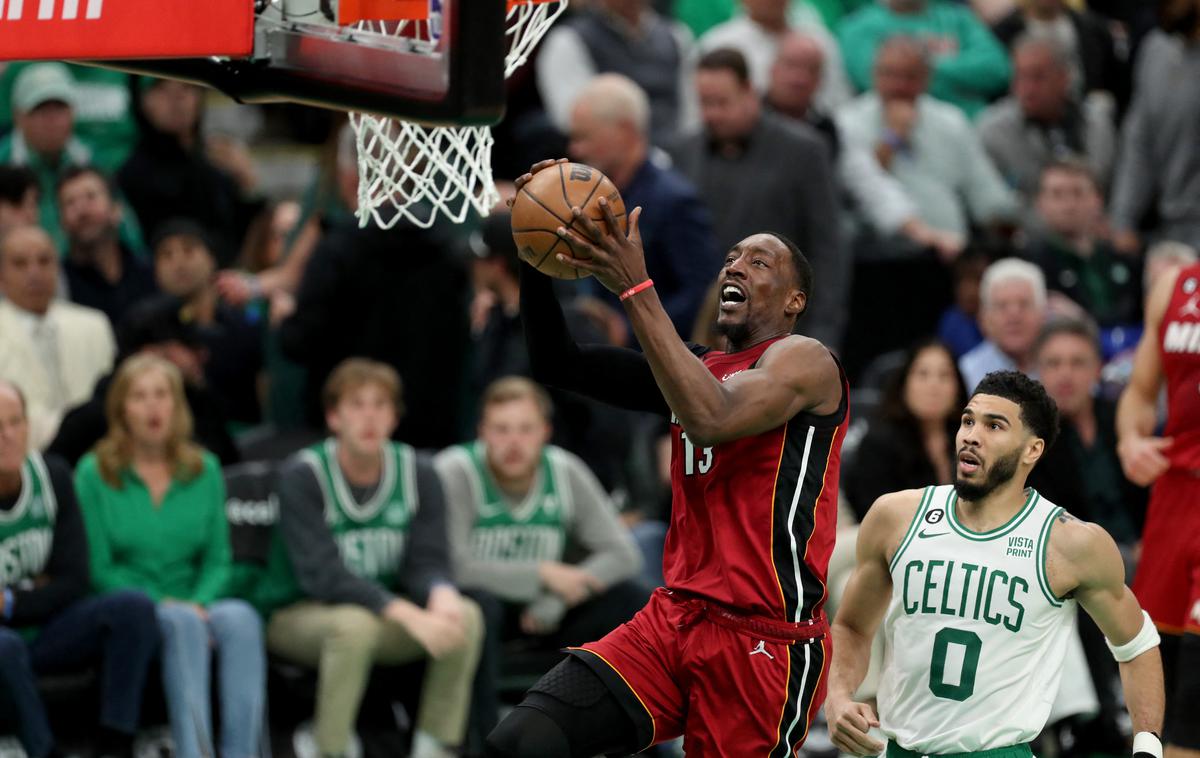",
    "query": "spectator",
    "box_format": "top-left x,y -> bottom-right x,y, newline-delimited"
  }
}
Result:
261,359 -> 482,758
1024,160 -> 1140,327
836,37 -> 1019,241
699,0 -> 853,110
959,257 -> 1048,389
0,64 -> 93,253
435,377 -> 648,744
152,219 -> 264,425
48,295 -> 240,466
57,166 -> 157,327
74,355 -> 265,758
1109,14 -> 1200,252
670,49 -> 846,349
837,0 -> 1011,118
280,127 -> 471,448
842,338 -> 966,519
0,225 -> 115,449
535,0 -> 698,146
118,79 -> 261,266
991,0 -> 1128,106
0,166 -> 38,230
936,248 -> 989,358
977,32 -> 1117,203
0,379 -> 159,758
567,74 -> 719,338
767,31 -> 962,257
